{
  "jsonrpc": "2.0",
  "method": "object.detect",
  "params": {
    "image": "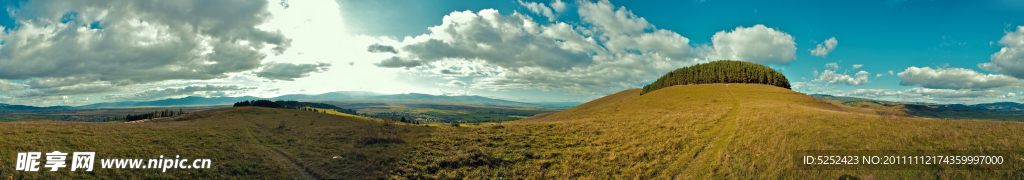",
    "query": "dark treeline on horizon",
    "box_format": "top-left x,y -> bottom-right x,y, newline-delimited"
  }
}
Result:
641,60 -> 791,95
233,100 -> 358,115
125,108 -> 187,122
